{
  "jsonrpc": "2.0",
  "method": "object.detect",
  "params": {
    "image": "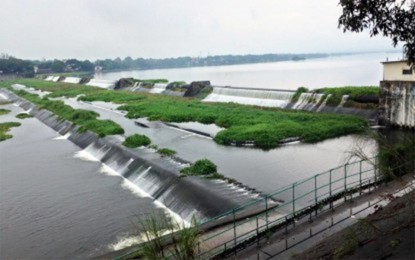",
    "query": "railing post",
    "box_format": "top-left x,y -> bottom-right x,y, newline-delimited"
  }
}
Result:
359,160 -> 362,195
329,169 -> 333,209
344,163 -> 348,202
314,175 -> 318,205
292,183 -> 296,215
256,217 -> 259,247
265,195 -> 269,230
233,209 -> 237,249
374,157 -> 378,185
